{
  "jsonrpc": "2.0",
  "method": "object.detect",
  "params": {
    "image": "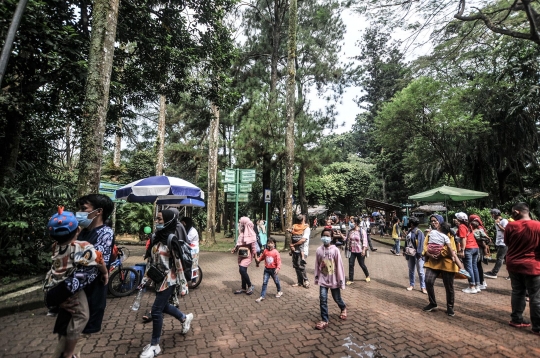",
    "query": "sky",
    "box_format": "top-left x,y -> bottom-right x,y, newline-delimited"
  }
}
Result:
310,7 -> 433,135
